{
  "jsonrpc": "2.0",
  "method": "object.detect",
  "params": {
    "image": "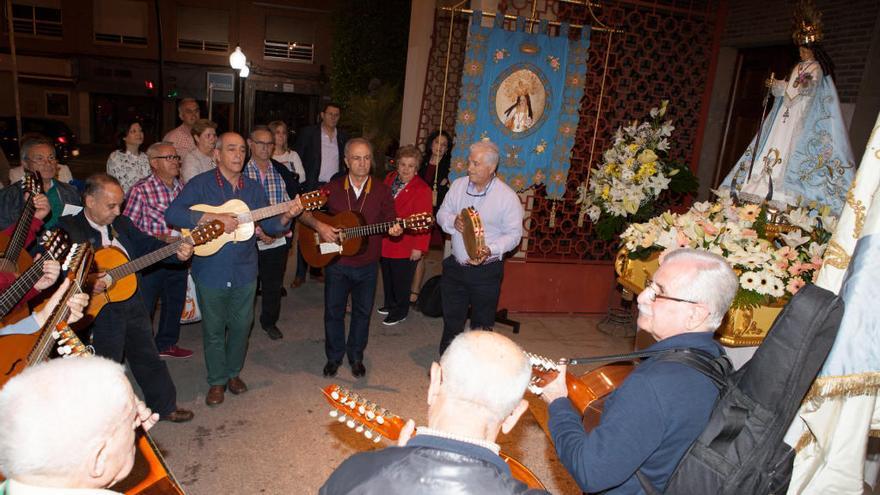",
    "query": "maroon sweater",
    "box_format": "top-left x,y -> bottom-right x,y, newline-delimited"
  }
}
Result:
322,175 -> 397,267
